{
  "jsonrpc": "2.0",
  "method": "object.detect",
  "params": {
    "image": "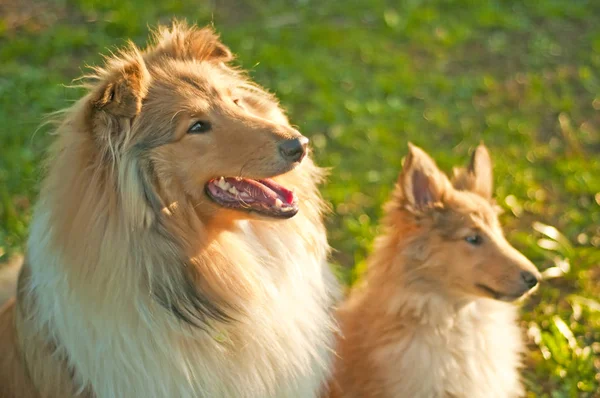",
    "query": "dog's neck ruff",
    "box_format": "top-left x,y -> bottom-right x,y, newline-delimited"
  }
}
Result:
21,180 -> 336,398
